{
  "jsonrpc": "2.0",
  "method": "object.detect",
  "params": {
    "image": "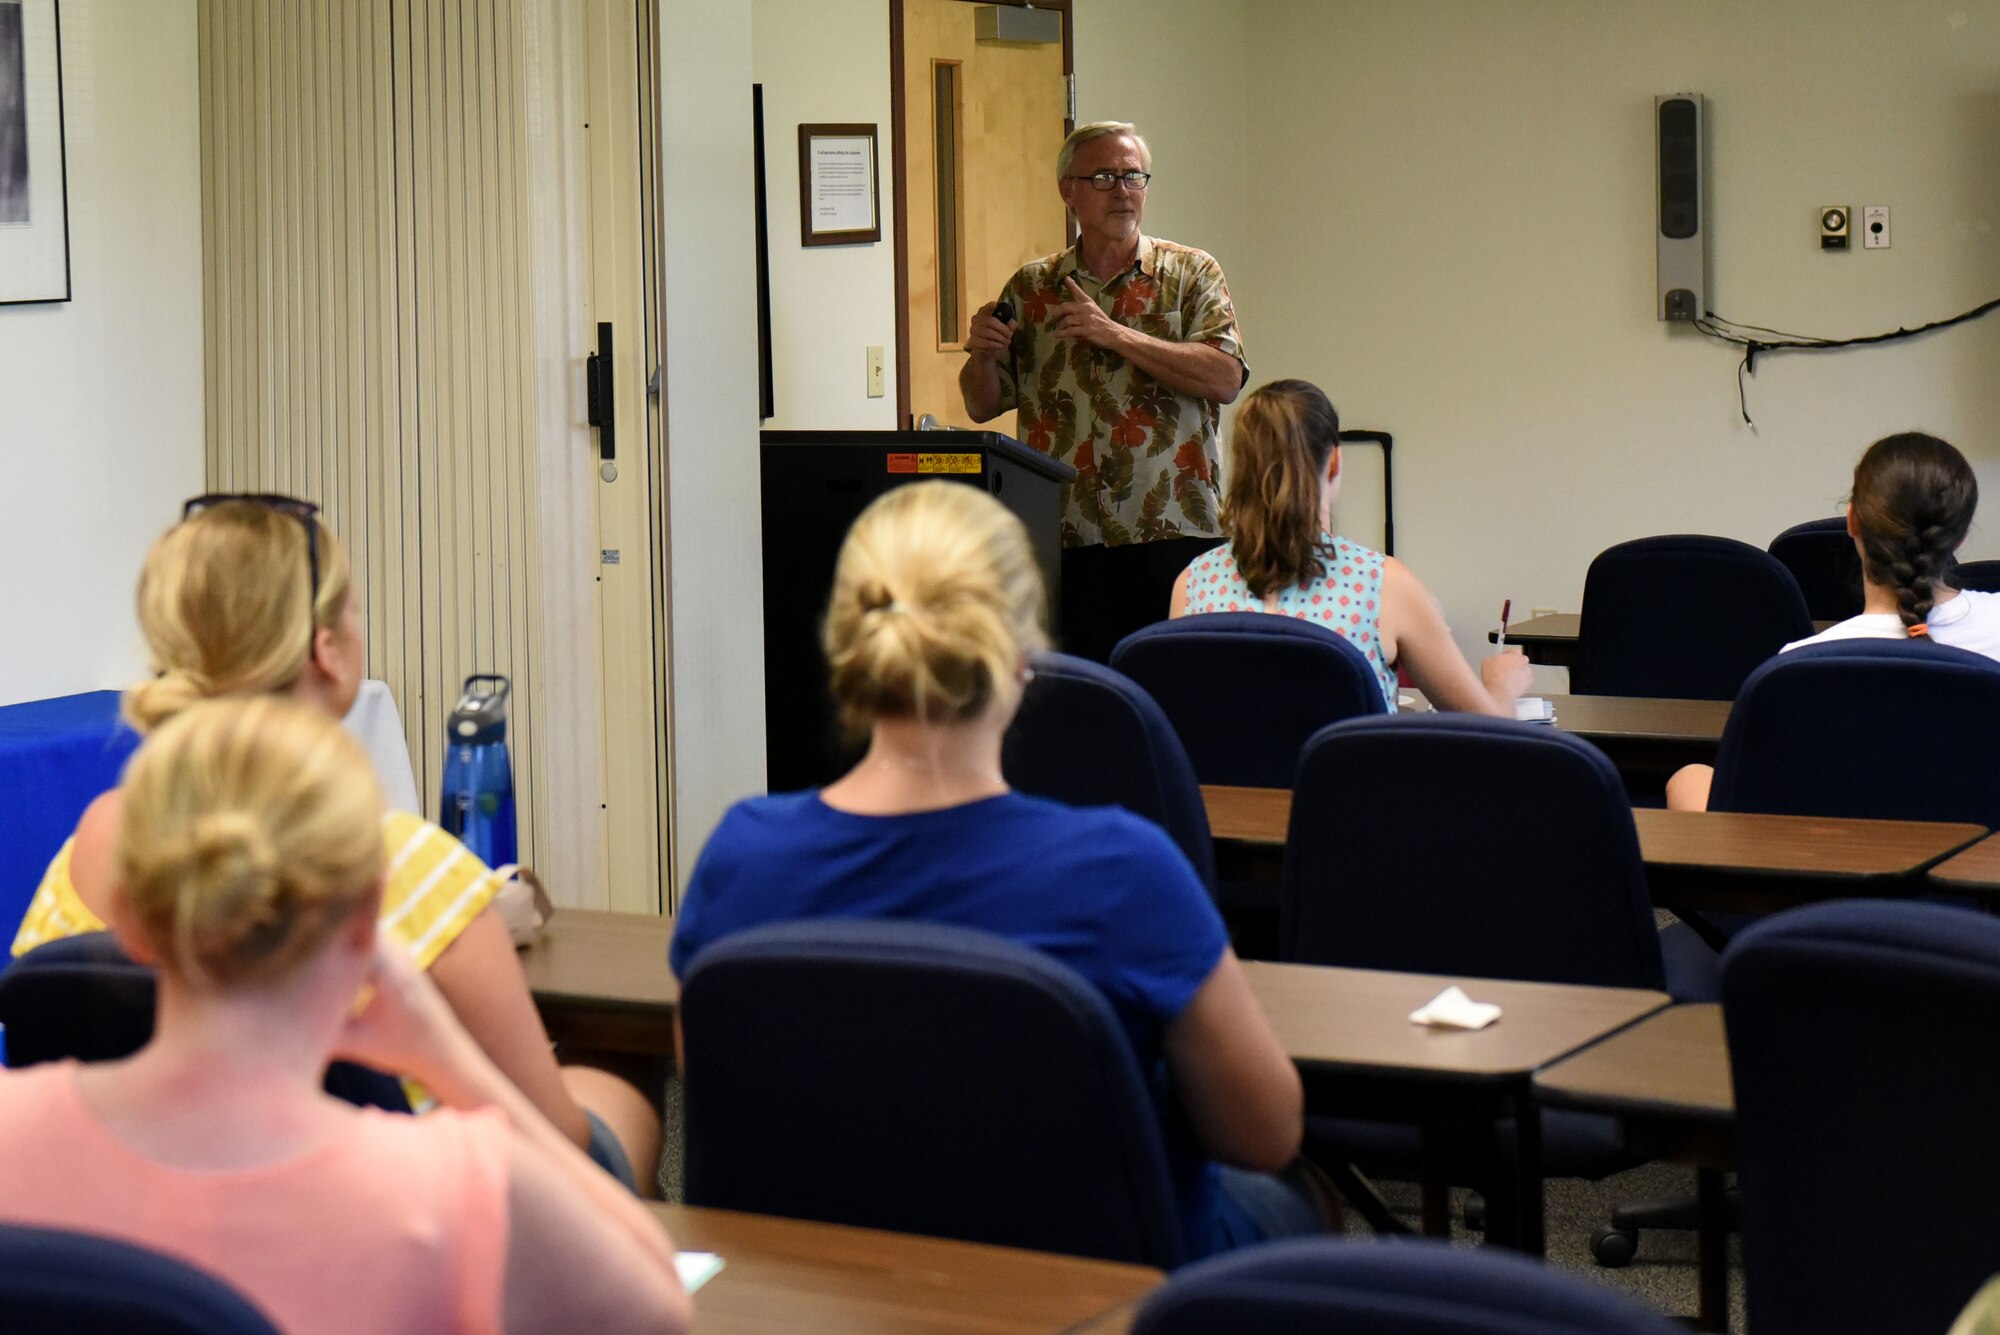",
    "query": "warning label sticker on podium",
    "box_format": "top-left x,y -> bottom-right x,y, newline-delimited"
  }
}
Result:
886,452 -> 982,475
